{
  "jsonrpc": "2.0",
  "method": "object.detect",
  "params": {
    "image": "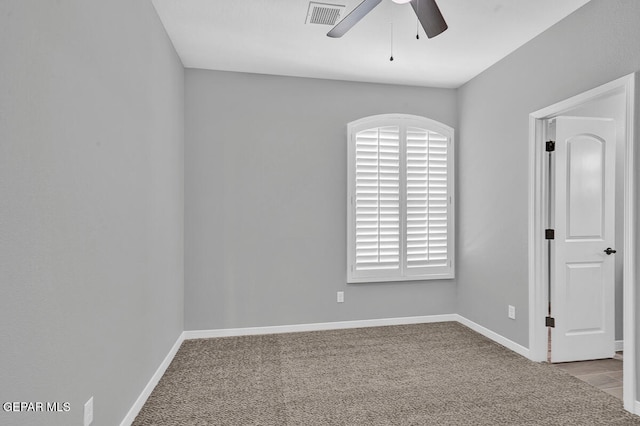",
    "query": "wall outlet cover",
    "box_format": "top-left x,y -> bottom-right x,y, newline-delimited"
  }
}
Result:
84,397 -> 93,426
